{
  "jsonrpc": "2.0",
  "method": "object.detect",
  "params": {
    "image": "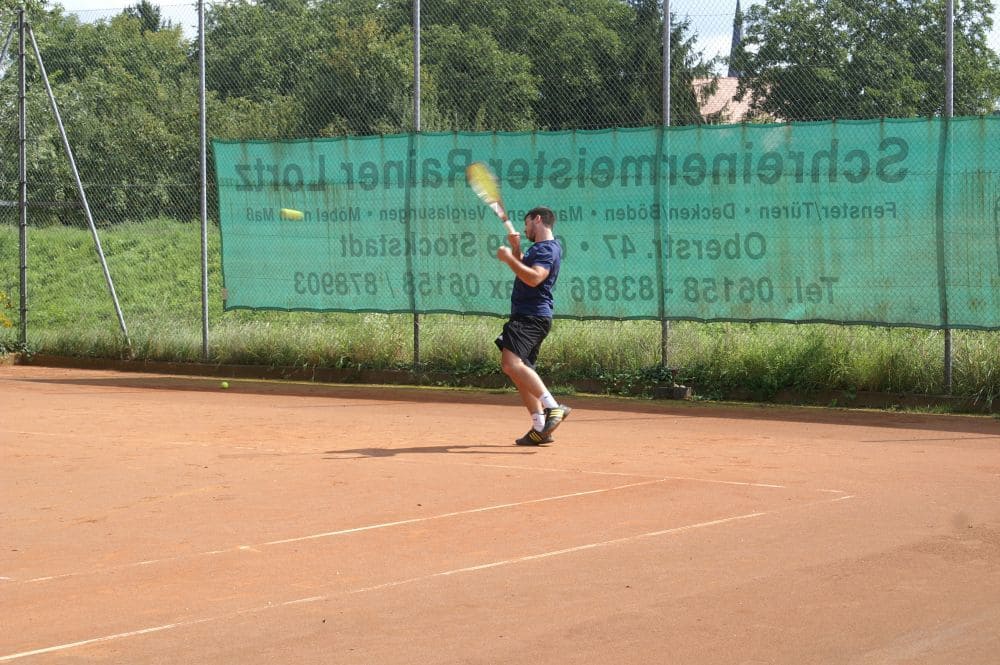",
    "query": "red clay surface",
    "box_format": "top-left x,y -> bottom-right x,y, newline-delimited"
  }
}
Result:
2,365 -> 1000,664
